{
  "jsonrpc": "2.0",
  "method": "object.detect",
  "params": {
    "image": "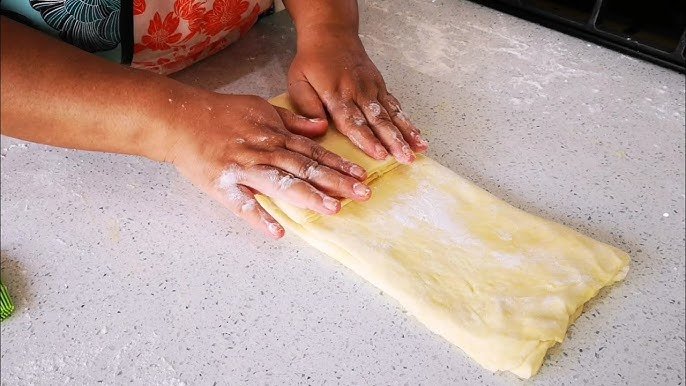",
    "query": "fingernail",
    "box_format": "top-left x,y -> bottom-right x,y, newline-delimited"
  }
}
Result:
353,183 -> 371,198
400,145 -> 416,164
350,164 -> 367,179
268,222 -> 283,236
415,135 -> 429,150
323,196 -> 340,212
375,144 -> 389,159
308,117 -> 326,123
